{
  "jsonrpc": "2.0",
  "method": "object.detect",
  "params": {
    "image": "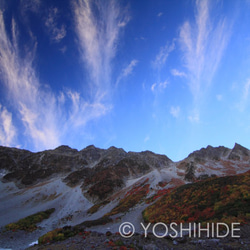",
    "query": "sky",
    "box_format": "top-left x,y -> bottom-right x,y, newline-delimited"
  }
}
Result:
0,0 -> 250,161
